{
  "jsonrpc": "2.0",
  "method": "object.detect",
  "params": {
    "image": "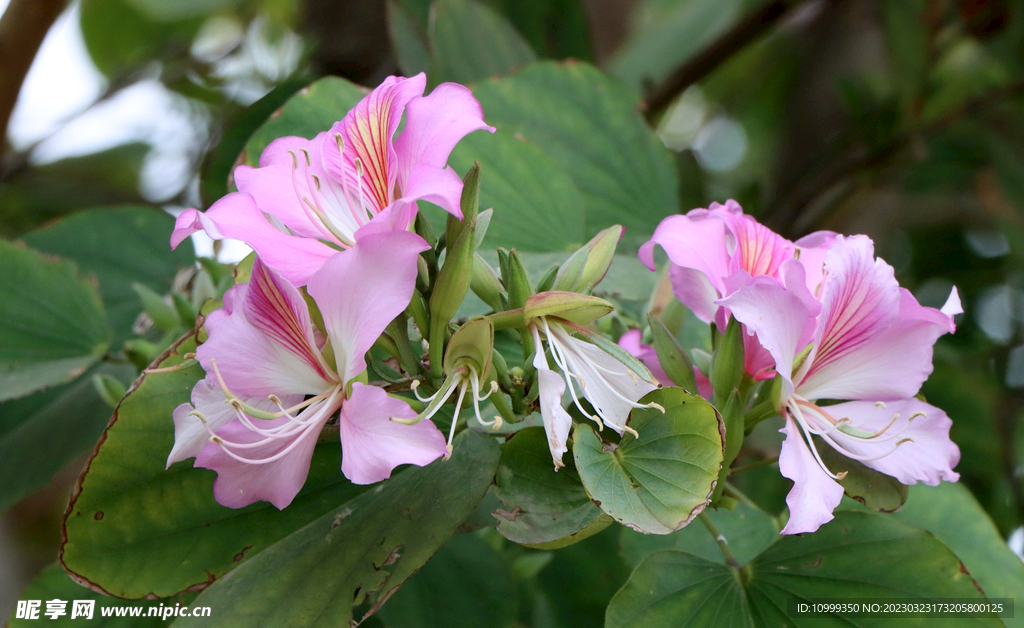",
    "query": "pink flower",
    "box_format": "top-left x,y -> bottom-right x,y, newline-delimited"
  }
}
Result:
171,74 -> 495,286
639,200 -> 836,380
719,235 -> 962,534
167,231 -> 447,509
